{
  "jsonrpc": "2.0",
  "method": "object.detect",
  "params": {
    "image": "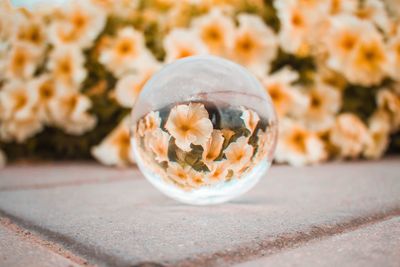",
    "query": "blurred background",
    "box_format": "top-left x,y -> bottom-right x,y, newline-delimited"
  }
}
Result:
0,0 -> 399,168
